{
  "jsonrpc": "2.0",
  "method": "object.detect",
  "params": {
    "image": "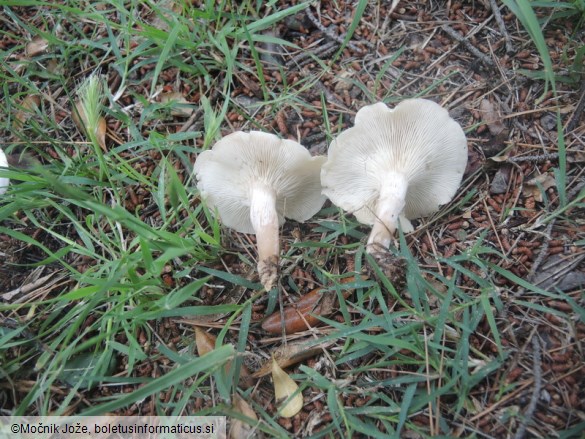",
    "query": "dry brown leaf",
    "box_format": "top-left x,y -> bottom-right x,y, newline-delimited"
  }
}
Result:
10,61 -> 27,76
568,150 -> 585,163
237,364 -> 255,390
229,394 -> 259,439
46,59 -> 64,75
195,327 -> 216,356
261,295 -> 325,335
71,101 -> 85,130
480,99 -> 506,136
271,358 -> 303,418
94,117 -> 107,152
25,36 -> 49,57
253,340 -> 332,378
262,276 -> 366,335
522,173 -> 556,202
160,91 -> 194,117
72,101 -> 108,152
149,0 -> 184,31
195,328 -> 254,388
5,152 -> 37,169
13,95 -> 40,130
